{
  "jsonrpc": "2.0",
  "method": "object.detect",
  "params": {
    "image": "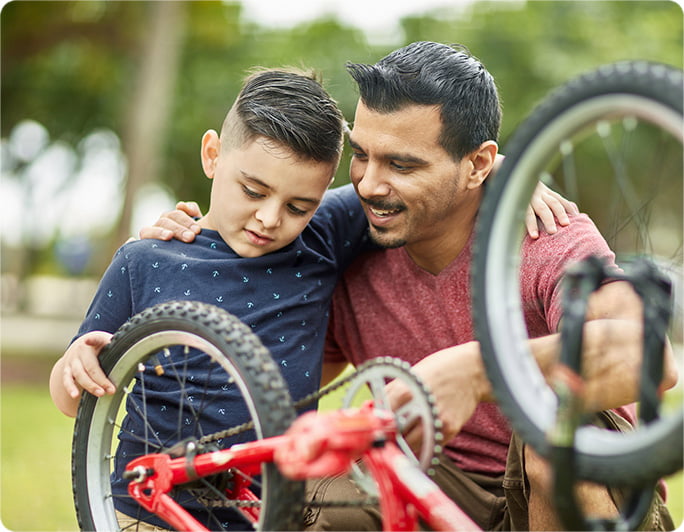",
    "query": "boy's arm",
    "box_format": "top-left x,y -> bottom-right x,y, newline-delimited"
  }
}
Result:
526,182 -> 579,238
49,331 -> 114,417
